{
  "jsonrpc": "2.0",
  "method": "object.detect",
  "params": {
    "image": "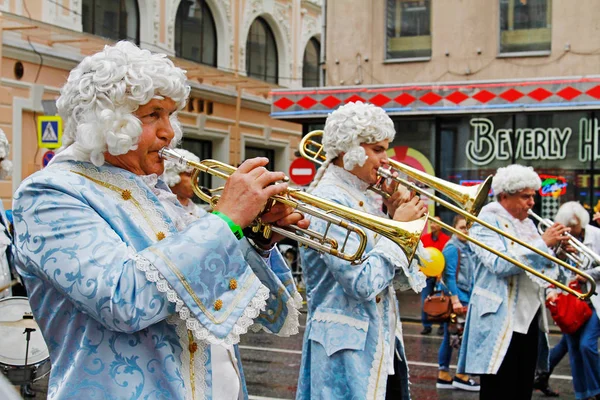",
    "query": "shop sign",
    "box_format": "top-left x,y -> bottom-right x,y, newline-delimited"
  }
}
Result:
465,117 -> 600,166
539,174 -> 567,198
